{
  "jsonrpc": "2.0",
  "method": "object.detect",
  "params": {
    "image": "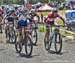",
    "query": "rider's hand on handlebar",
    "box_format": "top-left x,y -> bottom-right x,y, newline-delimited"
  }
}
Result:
64,23 -> 67,27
